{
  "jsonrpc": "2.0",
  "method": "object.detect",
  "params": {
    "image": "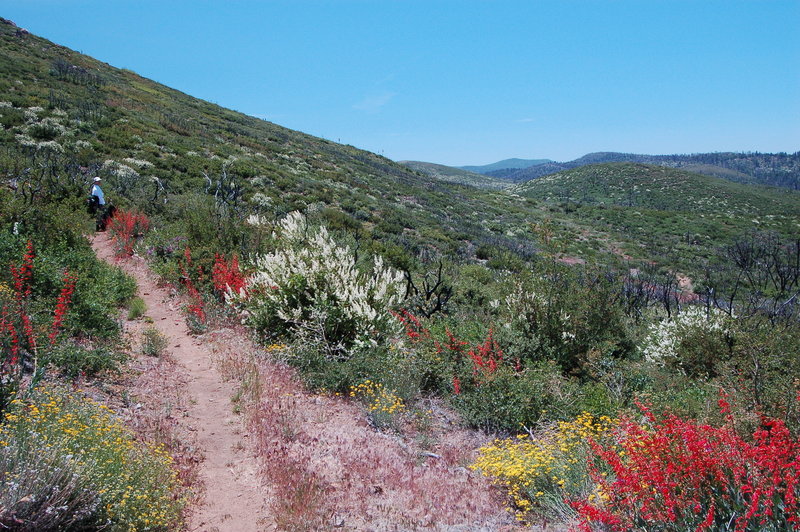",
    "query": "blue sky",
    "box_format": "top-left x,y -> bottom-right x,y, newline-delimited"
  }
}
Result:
4,1 -> 799,165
